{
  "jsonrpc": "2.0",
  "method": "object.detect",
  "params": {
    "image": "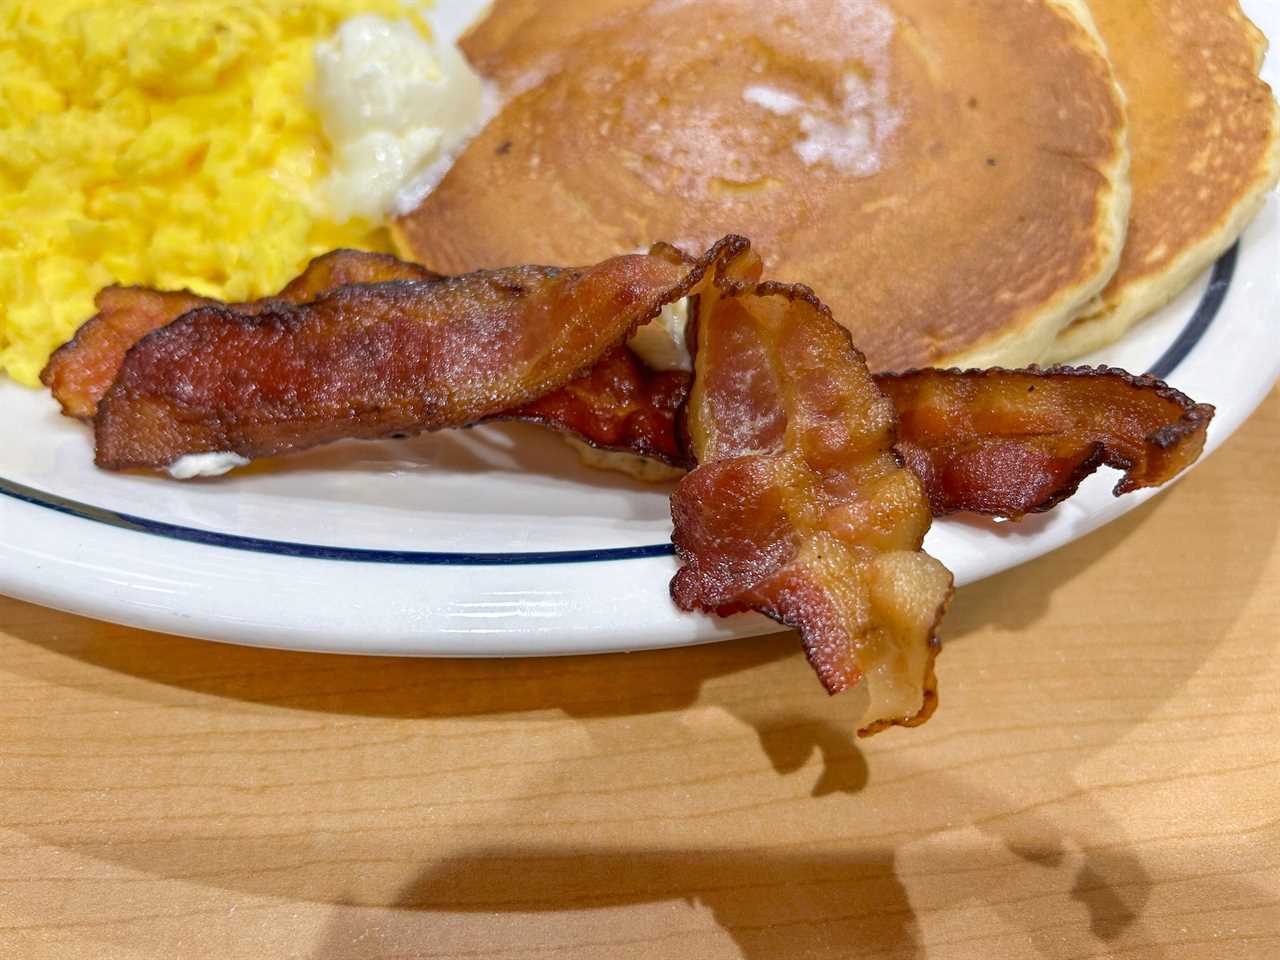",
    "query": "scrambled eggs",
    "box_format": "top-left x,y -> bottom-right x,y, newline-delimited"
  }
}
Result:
0,0 -> 412,386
